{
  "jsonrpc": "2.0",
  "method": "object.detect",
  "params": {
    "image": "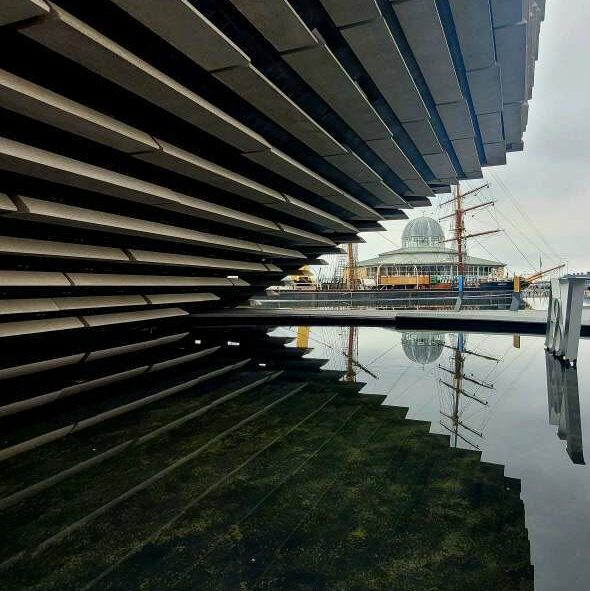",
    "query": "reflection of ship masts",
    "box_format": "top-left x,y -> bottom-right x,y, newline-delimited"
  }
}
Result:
440,411 -> 483,437
439,421 -> 481,449
344,326 -> 357,382
342,350 -> 378,380
442,343 -> 501,362
439,380 -> 489,405
439,334 -> 489,449
438,365 -> 494,390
